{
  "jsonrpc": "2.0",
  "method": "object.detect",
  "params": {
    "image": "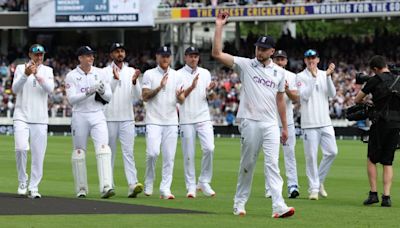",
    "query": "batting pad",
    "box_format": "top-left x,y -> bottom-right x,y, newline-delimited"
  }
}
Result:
71,149 -> 88,194
96,145 -> 113,193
